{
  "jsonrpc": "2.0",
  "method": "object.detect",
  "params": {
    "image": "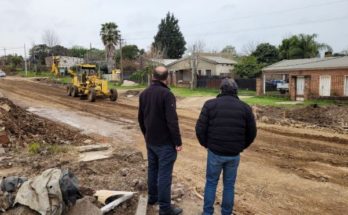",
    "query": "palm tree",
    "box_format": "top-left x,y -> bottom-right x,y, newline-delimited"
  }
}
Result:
279,34 -> 331,59
100,22 -> 120,74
